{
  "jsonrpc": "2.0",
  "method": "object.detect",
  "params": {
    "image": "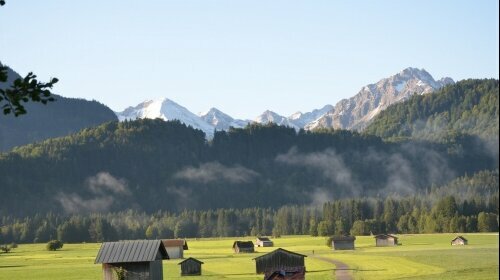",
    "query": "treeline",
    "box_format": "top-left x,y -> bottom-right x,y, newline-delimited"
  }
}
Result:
1,171 -> 497,243
365,79 -> 499,141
